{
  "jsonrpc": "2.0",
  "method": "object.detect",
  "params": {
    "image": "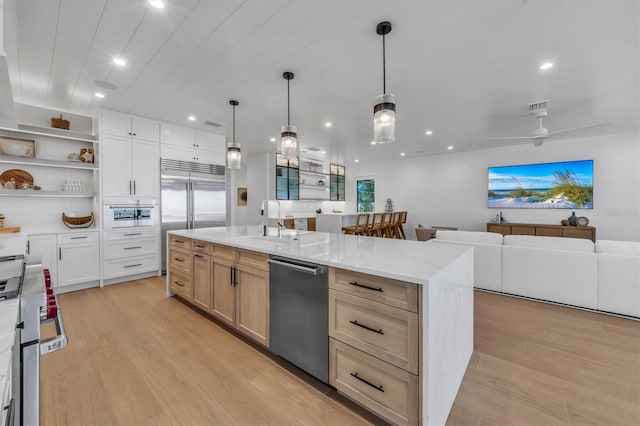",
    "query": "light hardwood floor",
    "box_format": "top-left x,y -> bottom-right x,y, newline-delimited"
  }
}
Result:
41,277 -> 640,426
